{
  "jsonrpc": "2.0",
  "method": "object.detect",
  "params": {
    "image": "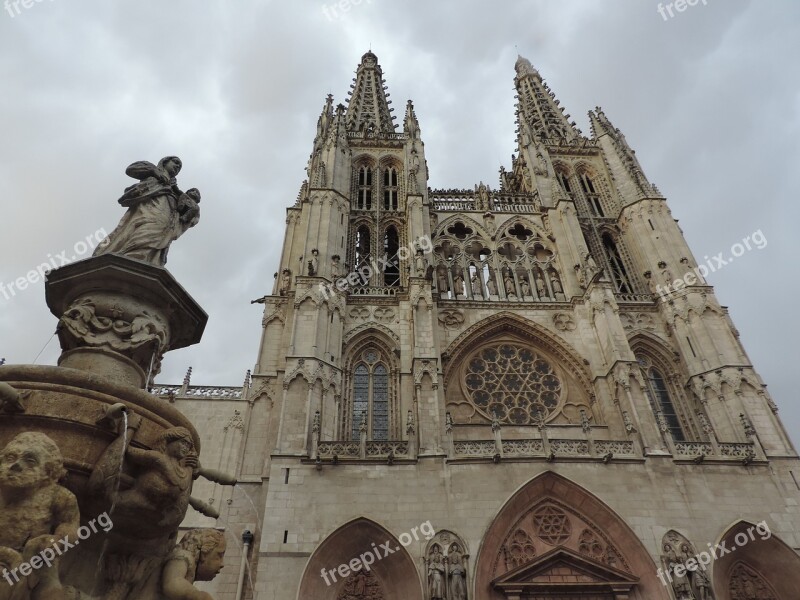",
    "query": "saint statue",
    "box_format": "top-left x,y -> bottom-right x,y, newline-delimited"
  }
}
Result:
453,273 -> 465,296
448,544 -> 468,600
471,273 -> 482,298
486,275 -> 497,296
94,157 -> 201,267
427,546 -> 445,600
